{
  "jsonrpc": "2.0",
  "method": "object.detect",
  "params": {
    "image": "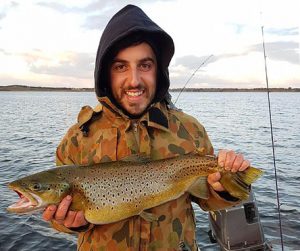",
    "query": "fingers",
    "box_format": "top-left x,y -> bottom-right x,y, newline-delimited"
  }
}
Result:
72,211 -> 88,228
224,150 -> 235,170
43,196 -> 72,223
42,195 -> 88,228
207,172 -> 221,184
63,211 -> 76,228
211,150 -> 251,193
207,172 -> 224,192
240,159 -> 250,171
218,149 -> 236,170
232,153 -> 244,172
218,150 -> 250,172
64,211 -> 88,228
43,205 -> 57,221
55,195 -> 72,222
217,149 -> 227,168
